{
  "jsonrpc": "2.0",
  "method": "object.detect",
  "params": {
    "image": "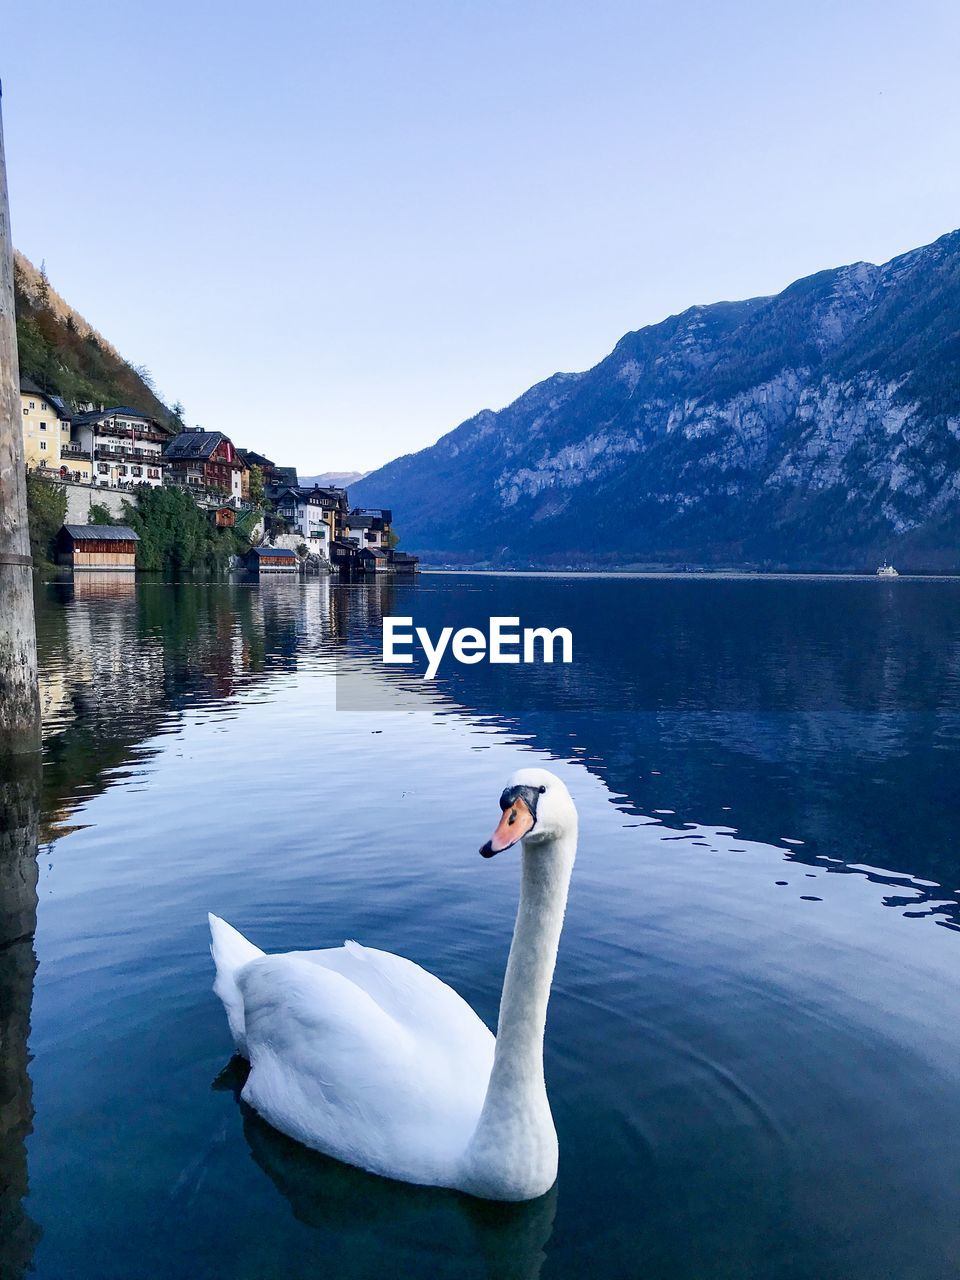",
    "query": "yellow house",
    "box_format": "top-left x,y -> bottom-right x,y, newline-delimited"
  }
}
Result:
20,375 -> 72,475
